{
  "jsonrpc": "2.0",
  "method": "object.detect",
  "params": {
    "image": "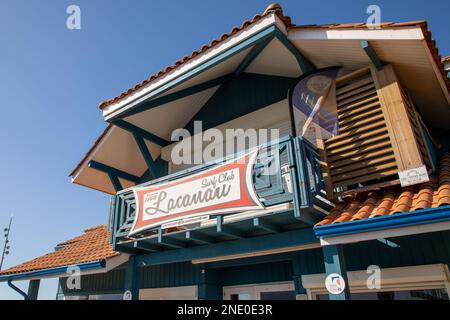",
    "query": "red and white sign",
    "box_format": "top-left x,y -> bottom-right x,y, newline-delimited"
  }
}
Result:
129,150 -> 264,236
